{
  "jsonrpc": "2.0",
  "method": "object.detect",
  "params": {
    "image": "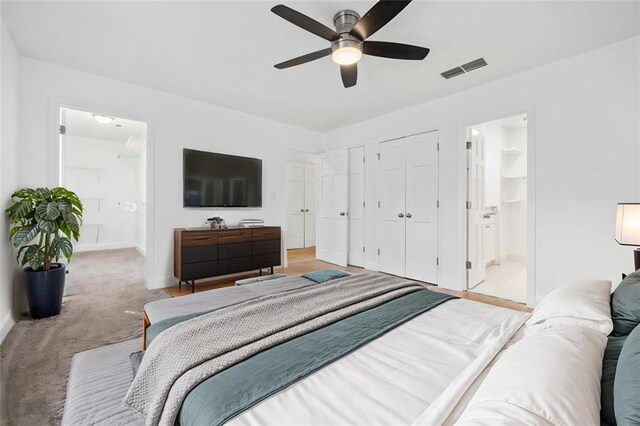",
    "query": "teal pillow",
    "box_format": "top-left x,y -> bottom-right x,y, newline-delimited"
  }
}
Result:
301,269 -> 350,283
611,271 -> 640,336
602,335 -> 628,425
614,324 -> 640,425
